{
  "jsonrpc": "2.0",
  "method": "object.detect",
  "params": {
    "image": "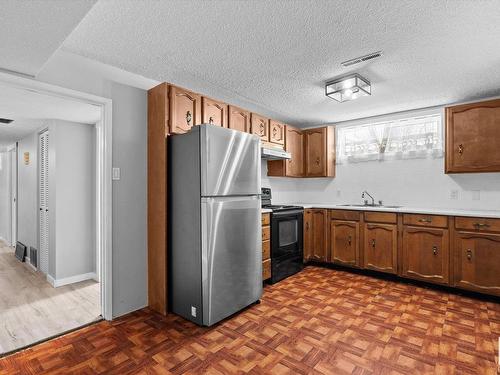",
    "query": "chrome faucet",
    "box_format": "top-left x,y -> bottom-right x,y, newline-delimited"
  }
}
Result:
362,190 -> 375,206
